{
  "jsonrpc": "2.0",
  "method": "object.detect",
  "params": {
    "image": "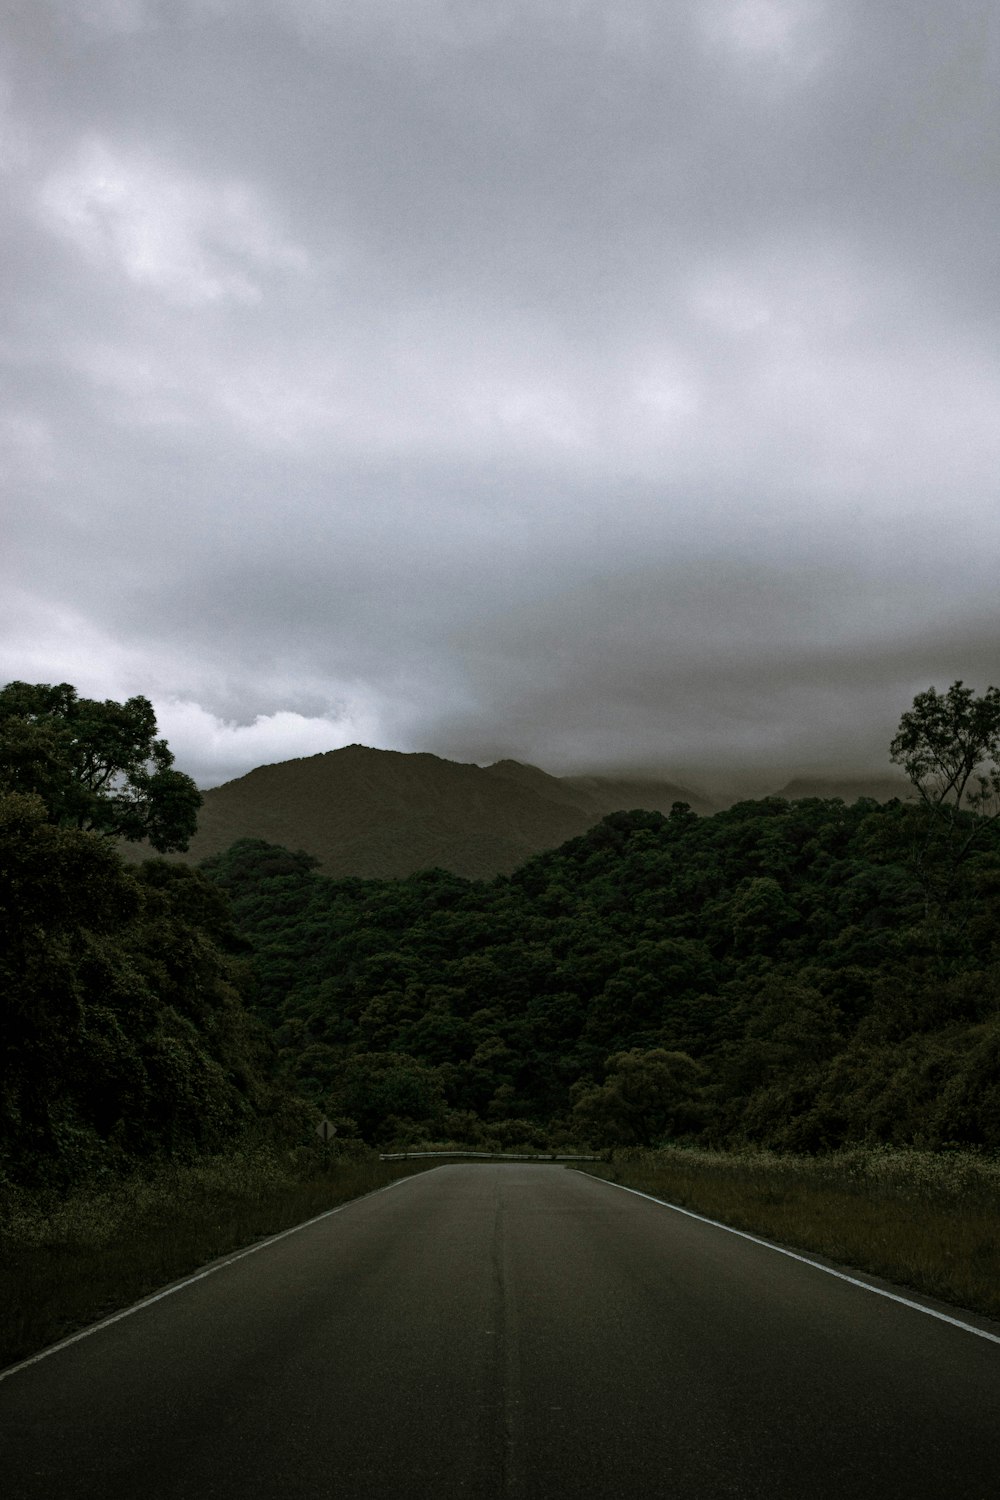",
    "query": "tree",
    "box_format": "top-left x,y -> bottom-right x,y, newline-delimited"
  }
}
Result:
571,1048 -> 702,1147
890,681 -> 1000,820
888,682 -> 1000,923
0,681 -> 201,852
326,1051 -> 448,1143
